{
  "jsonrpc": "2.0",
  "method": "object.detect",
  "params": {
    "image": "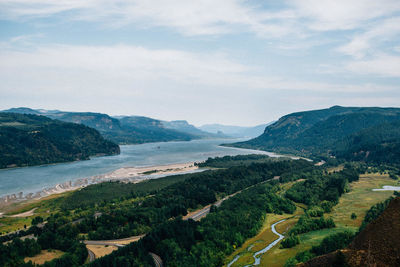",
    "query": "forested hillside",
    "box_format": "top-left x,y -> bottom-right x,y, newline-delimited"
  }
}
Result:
162,120 -> 224,138
1,108 -> 211,144
334,121 -> 400,164
0,113 -> 120,168
230,106 -> 400,164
